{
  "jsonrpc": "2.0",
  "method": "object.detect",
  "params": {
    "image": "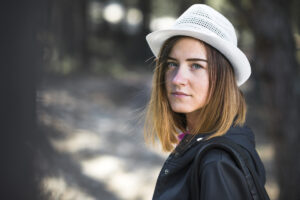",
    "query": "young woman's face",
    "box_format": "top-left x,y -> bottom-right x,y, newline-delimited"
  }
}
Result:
165,37 -> 209,115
